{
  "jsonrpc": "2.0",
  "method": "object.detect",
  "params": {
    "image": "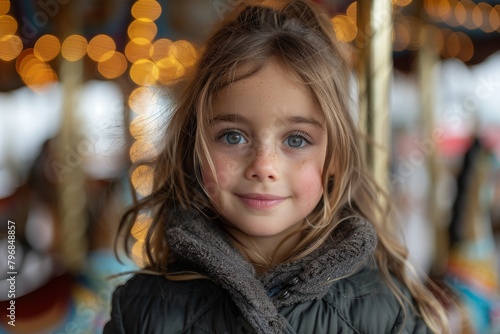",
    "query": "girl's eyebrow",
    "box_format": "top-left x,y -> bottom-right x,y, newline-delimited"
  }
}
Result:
209,114 -> 247,124
209,114 -> 323,129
